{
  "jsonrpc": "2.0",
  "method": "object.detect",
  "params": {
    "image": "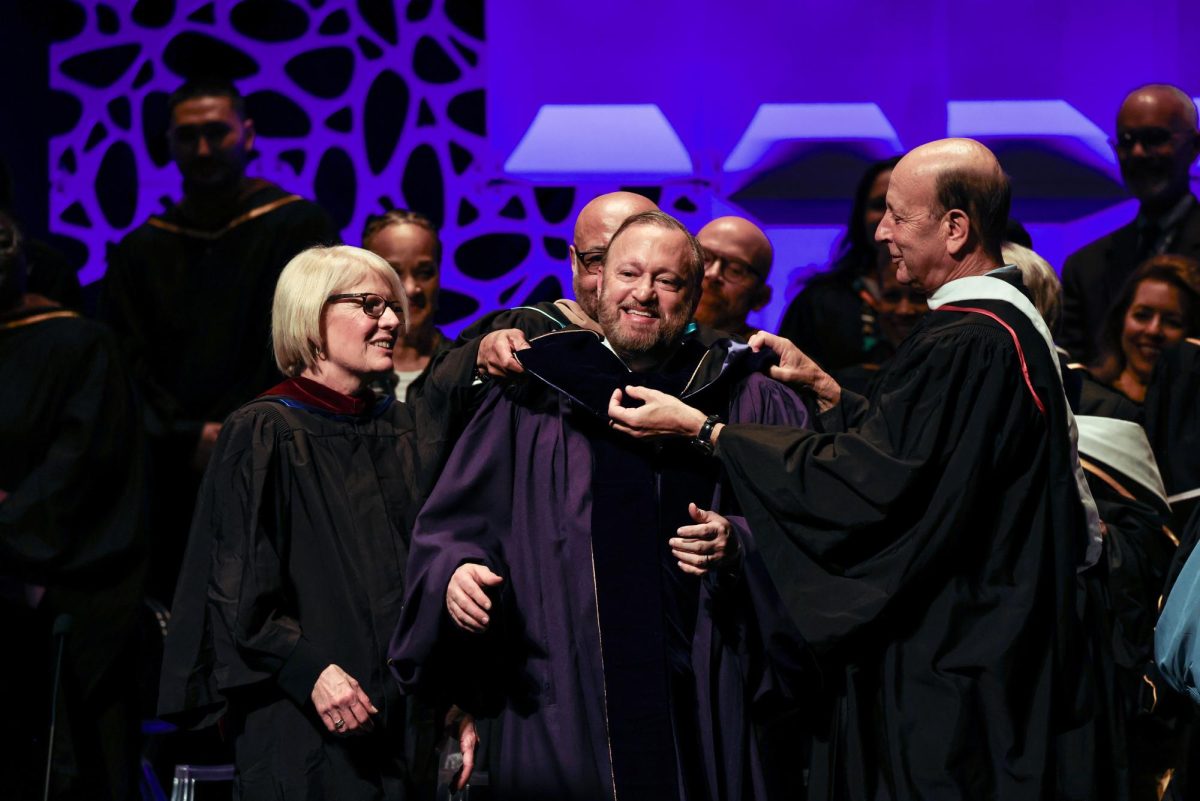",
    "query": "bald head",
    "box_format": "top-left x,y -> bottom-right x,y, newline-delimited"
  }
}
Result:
697,217 -> 773,279
694,216 -> 773,334
1115,84 -> 1200,209
876,139 -> 1009,292
574,192 -> 659,246
570,191 -> 658,319
1120,84 -> 1198,129
903,138 -> 1010,258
